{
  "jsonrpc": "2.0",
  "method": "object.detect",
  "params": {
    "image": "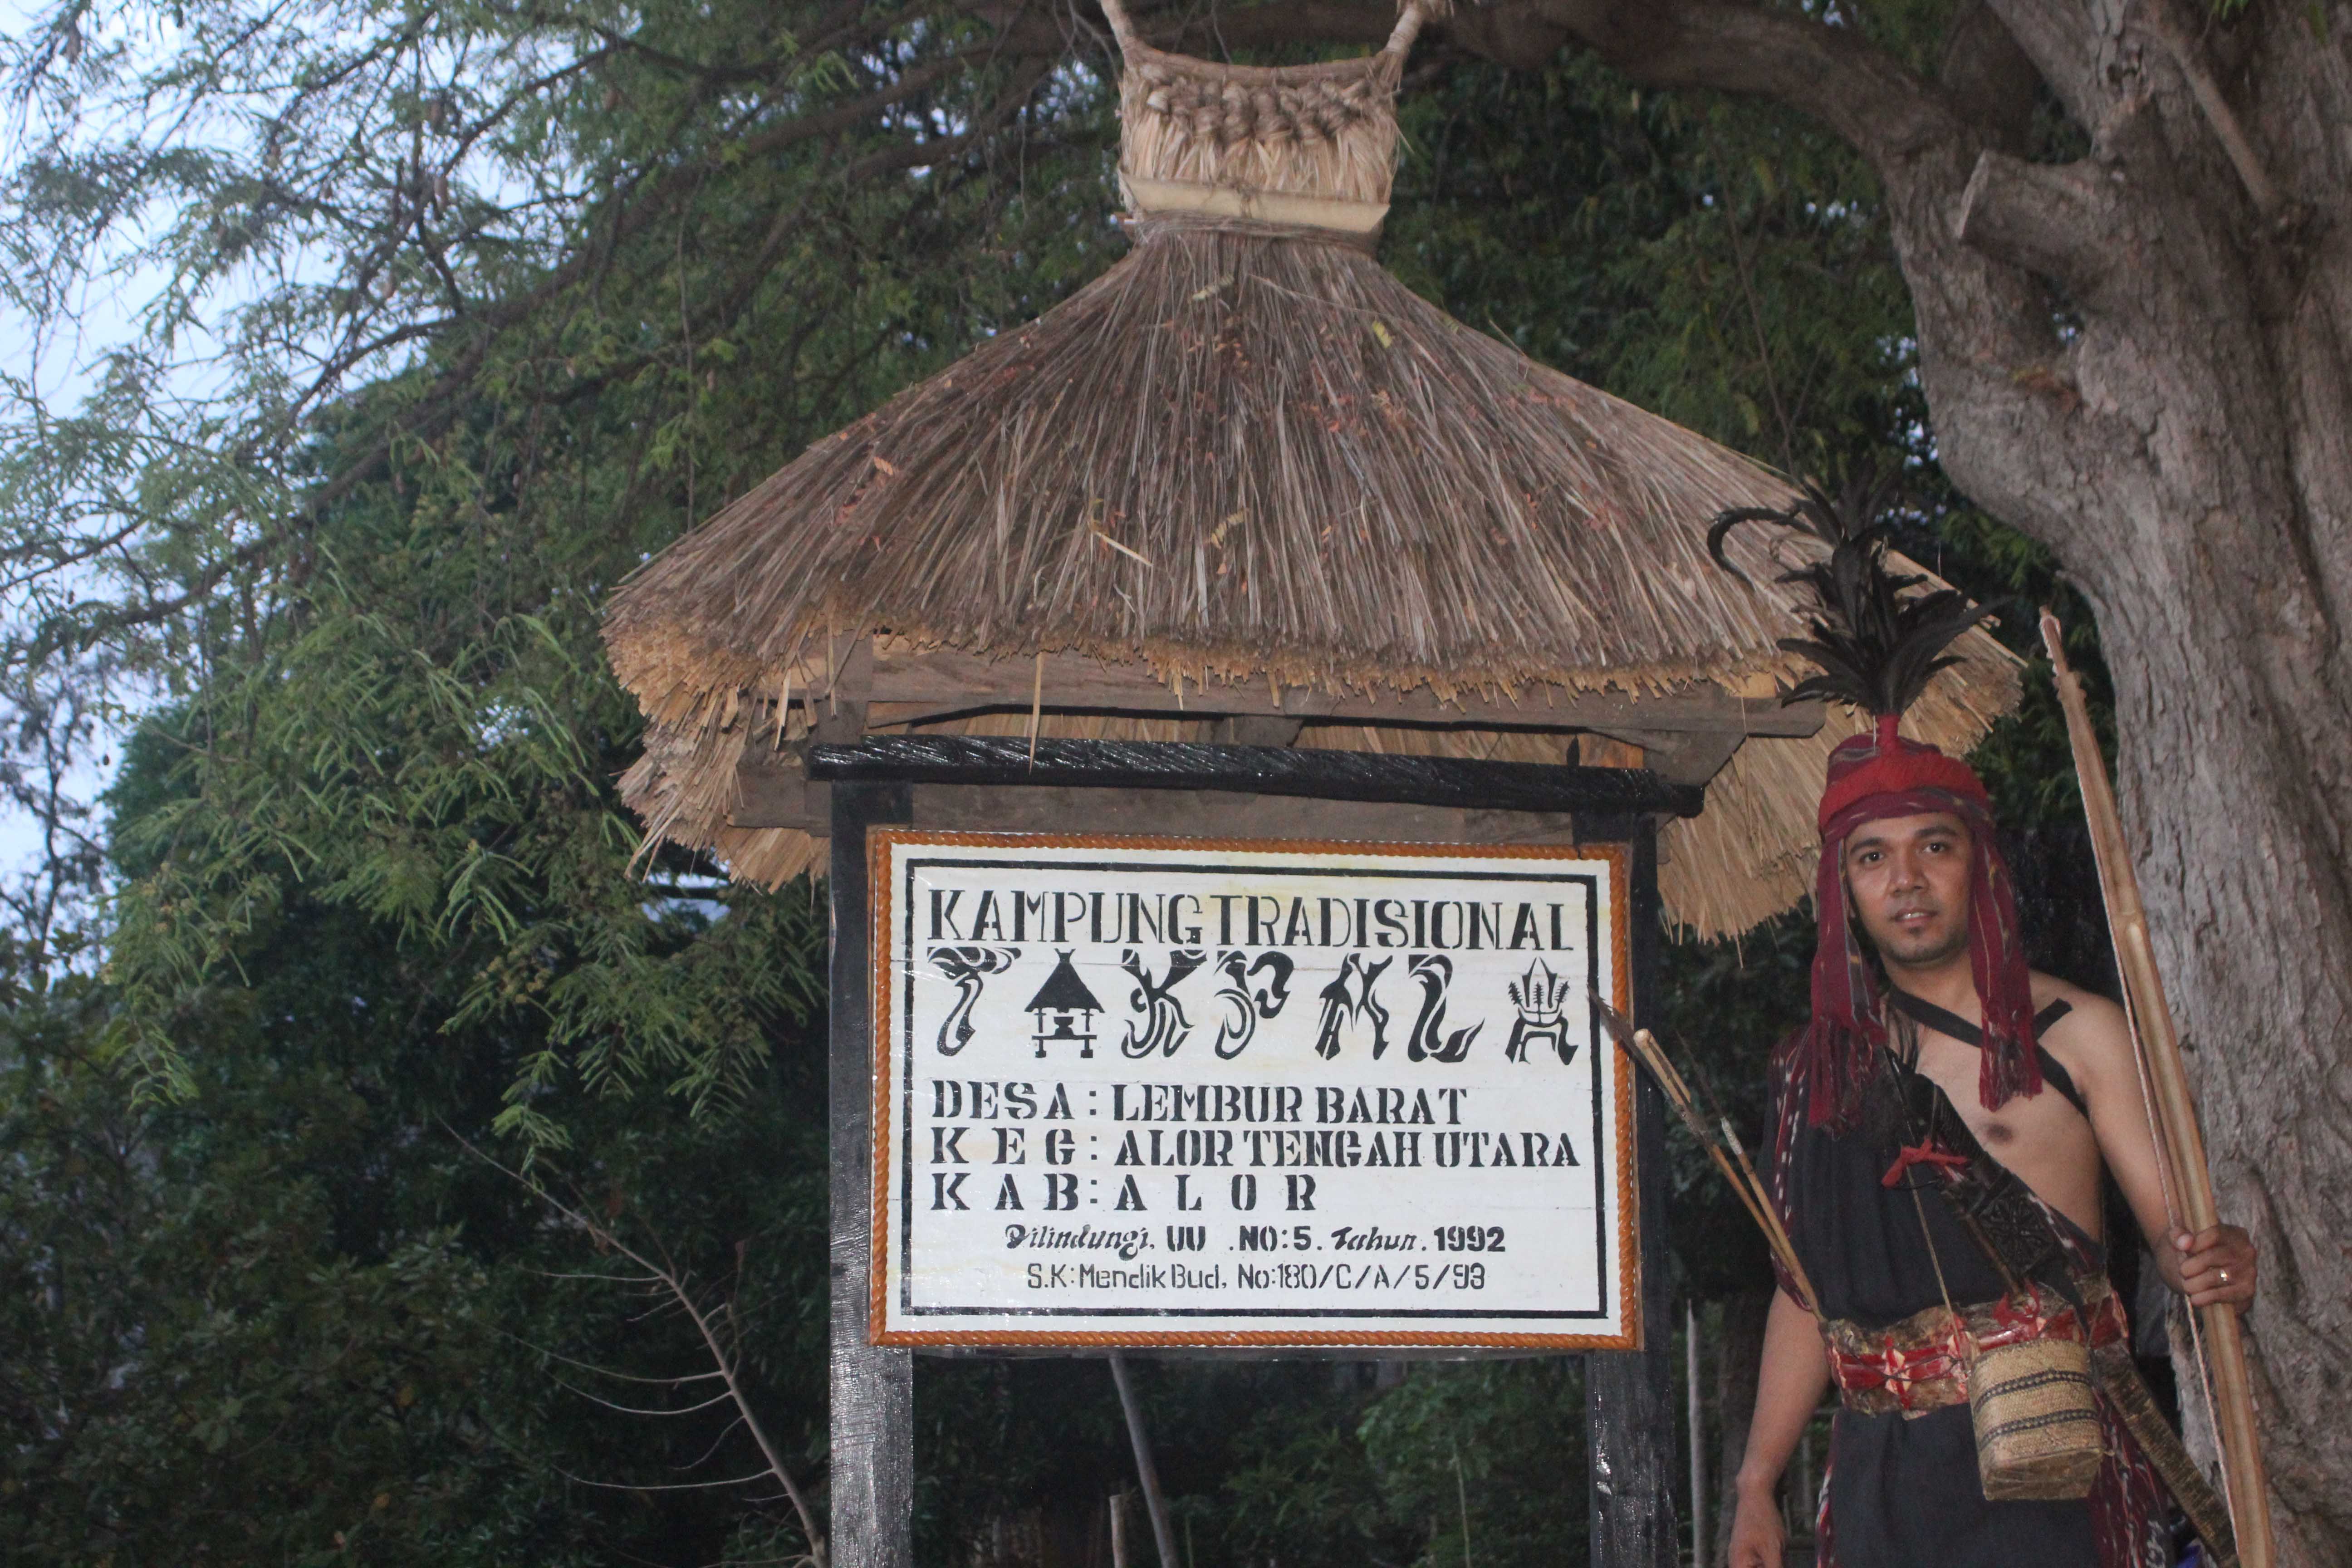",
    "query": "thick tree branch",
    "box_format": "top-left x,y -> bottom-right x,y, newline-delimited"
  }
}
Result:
1516,0 -> 1964,168
1977,0 -> 2098,127
1955,152 -> 2122,301
1937,0 -> 2041,157
1068,2 -> 1392,55
1083,0 -> 1965,173
1472,0 -> 2107,558
2140,0 -> 2286,221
